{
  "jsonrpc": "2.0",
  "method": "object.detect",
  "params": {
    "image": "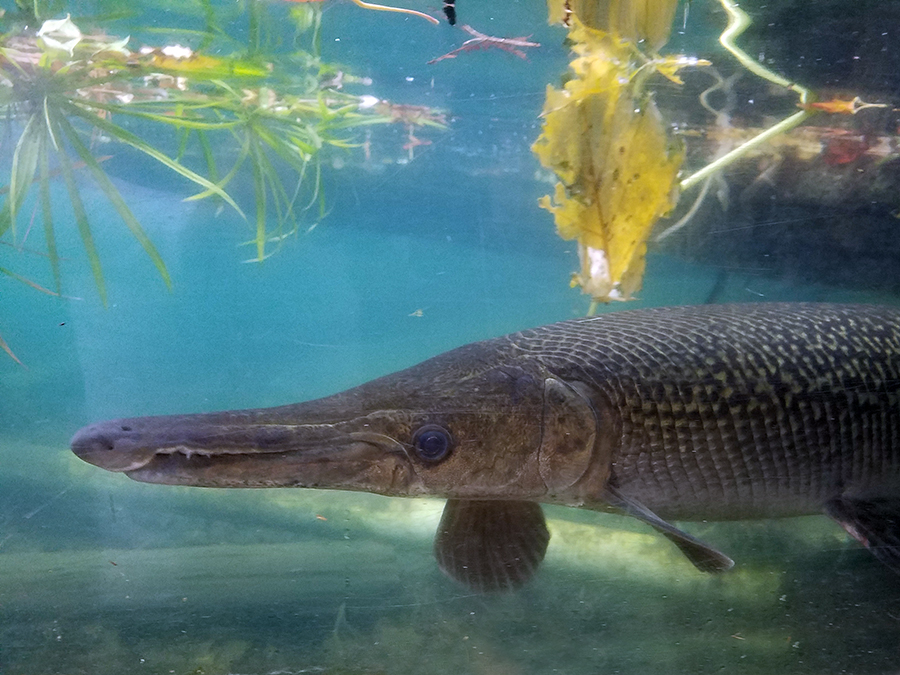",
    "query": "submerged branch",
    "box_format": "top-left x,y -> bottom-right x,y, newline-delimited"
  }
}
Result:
428,25 -> 540,64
